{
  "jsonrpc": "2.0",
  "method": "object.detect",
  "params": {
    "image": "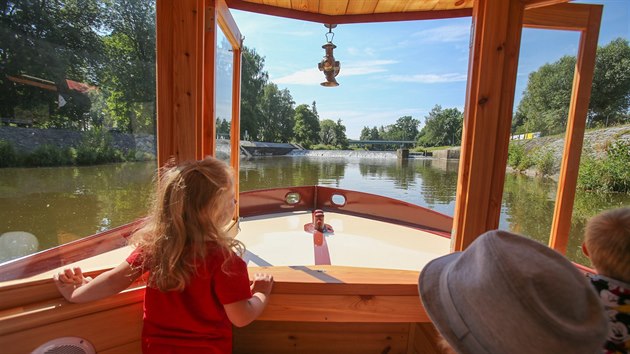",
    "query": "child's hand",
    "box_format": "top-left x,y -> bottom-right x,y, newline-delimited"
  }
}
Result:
250,273 -> 273,296
53,267 -> 92,301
